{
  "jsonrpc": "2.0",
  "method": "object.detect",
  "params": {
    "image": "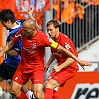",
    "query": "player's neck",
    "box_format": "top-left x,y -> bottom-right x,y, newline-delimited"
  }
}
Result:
11,22 -> 18,28
55,31 -> 60,39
